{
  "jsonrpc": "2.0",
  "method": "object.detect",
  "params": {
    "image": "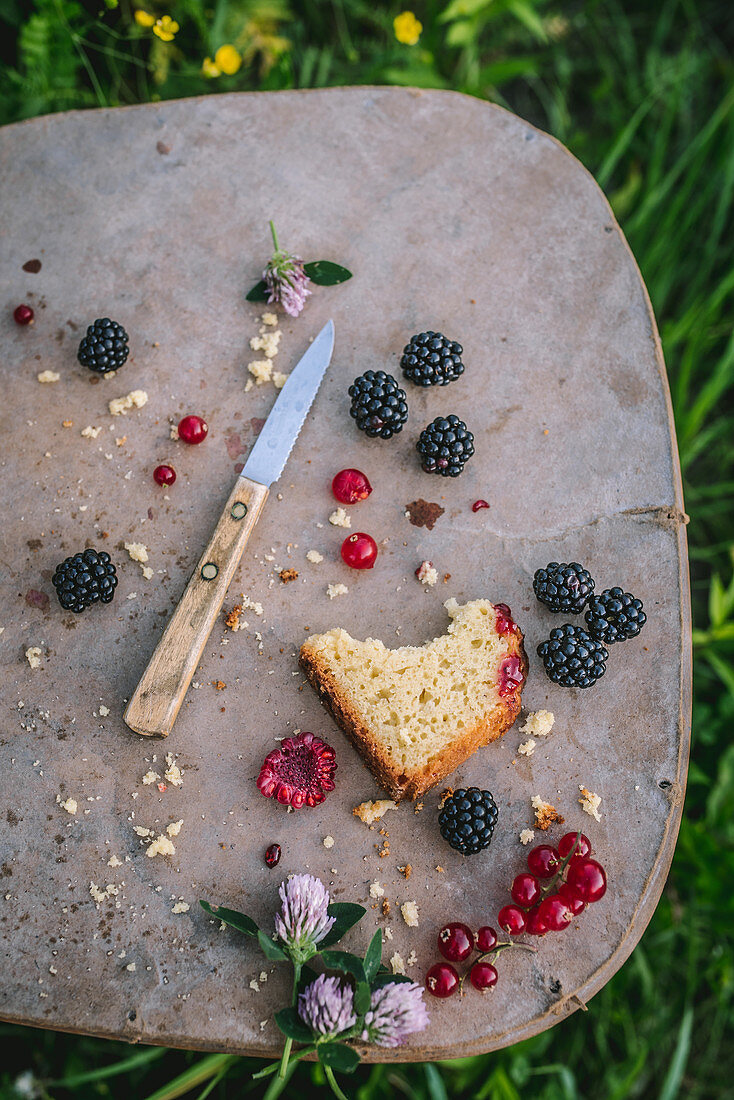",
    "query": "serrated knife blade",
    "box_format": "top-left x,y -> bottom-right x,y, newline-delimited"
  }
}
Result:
241,319 -> 335,487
